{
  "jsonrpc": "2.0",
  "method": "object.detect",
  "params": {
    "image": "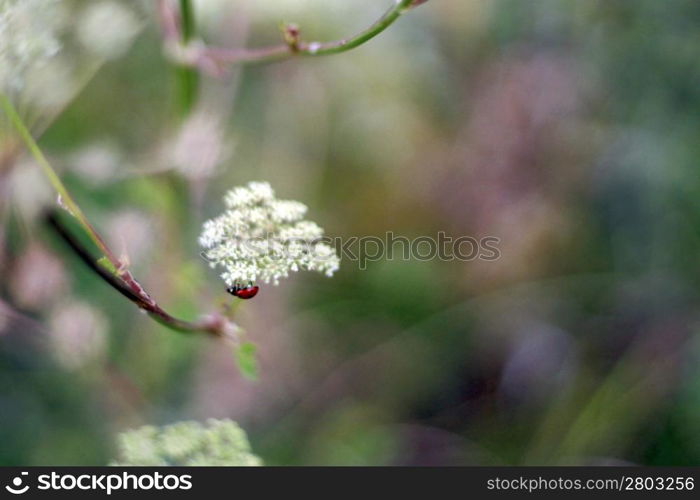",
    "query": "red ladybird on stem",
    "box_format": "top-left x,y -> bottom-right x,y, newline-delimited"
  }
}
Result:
227,282 -> 260,300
